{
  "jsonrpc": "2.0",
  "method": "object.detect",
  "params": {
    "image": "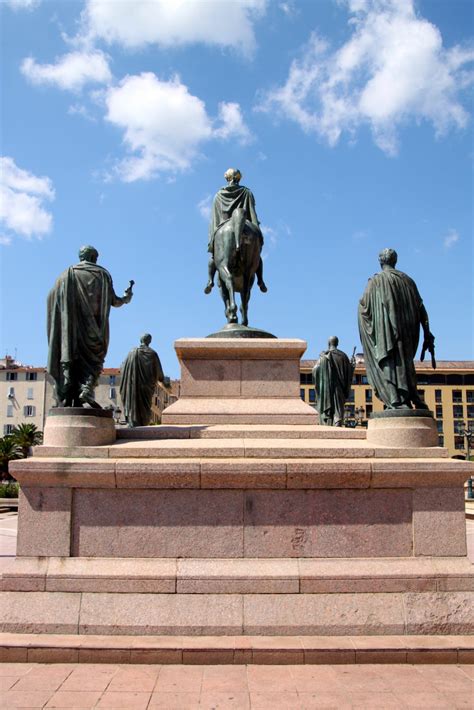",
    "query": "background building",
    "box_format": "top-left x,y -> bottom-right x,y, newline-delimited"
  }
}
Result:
301,356 -> 474,458
0,358 -> 174,431
2,354 -> 473,458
